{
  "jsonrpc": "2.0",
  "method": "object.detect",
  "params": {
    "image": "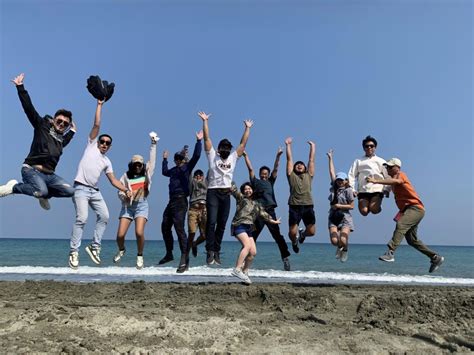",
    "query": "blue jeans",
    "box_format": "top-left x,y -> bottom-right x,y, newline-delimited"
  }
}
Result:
70,184 -> 109,252
13,165 -> 74,199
